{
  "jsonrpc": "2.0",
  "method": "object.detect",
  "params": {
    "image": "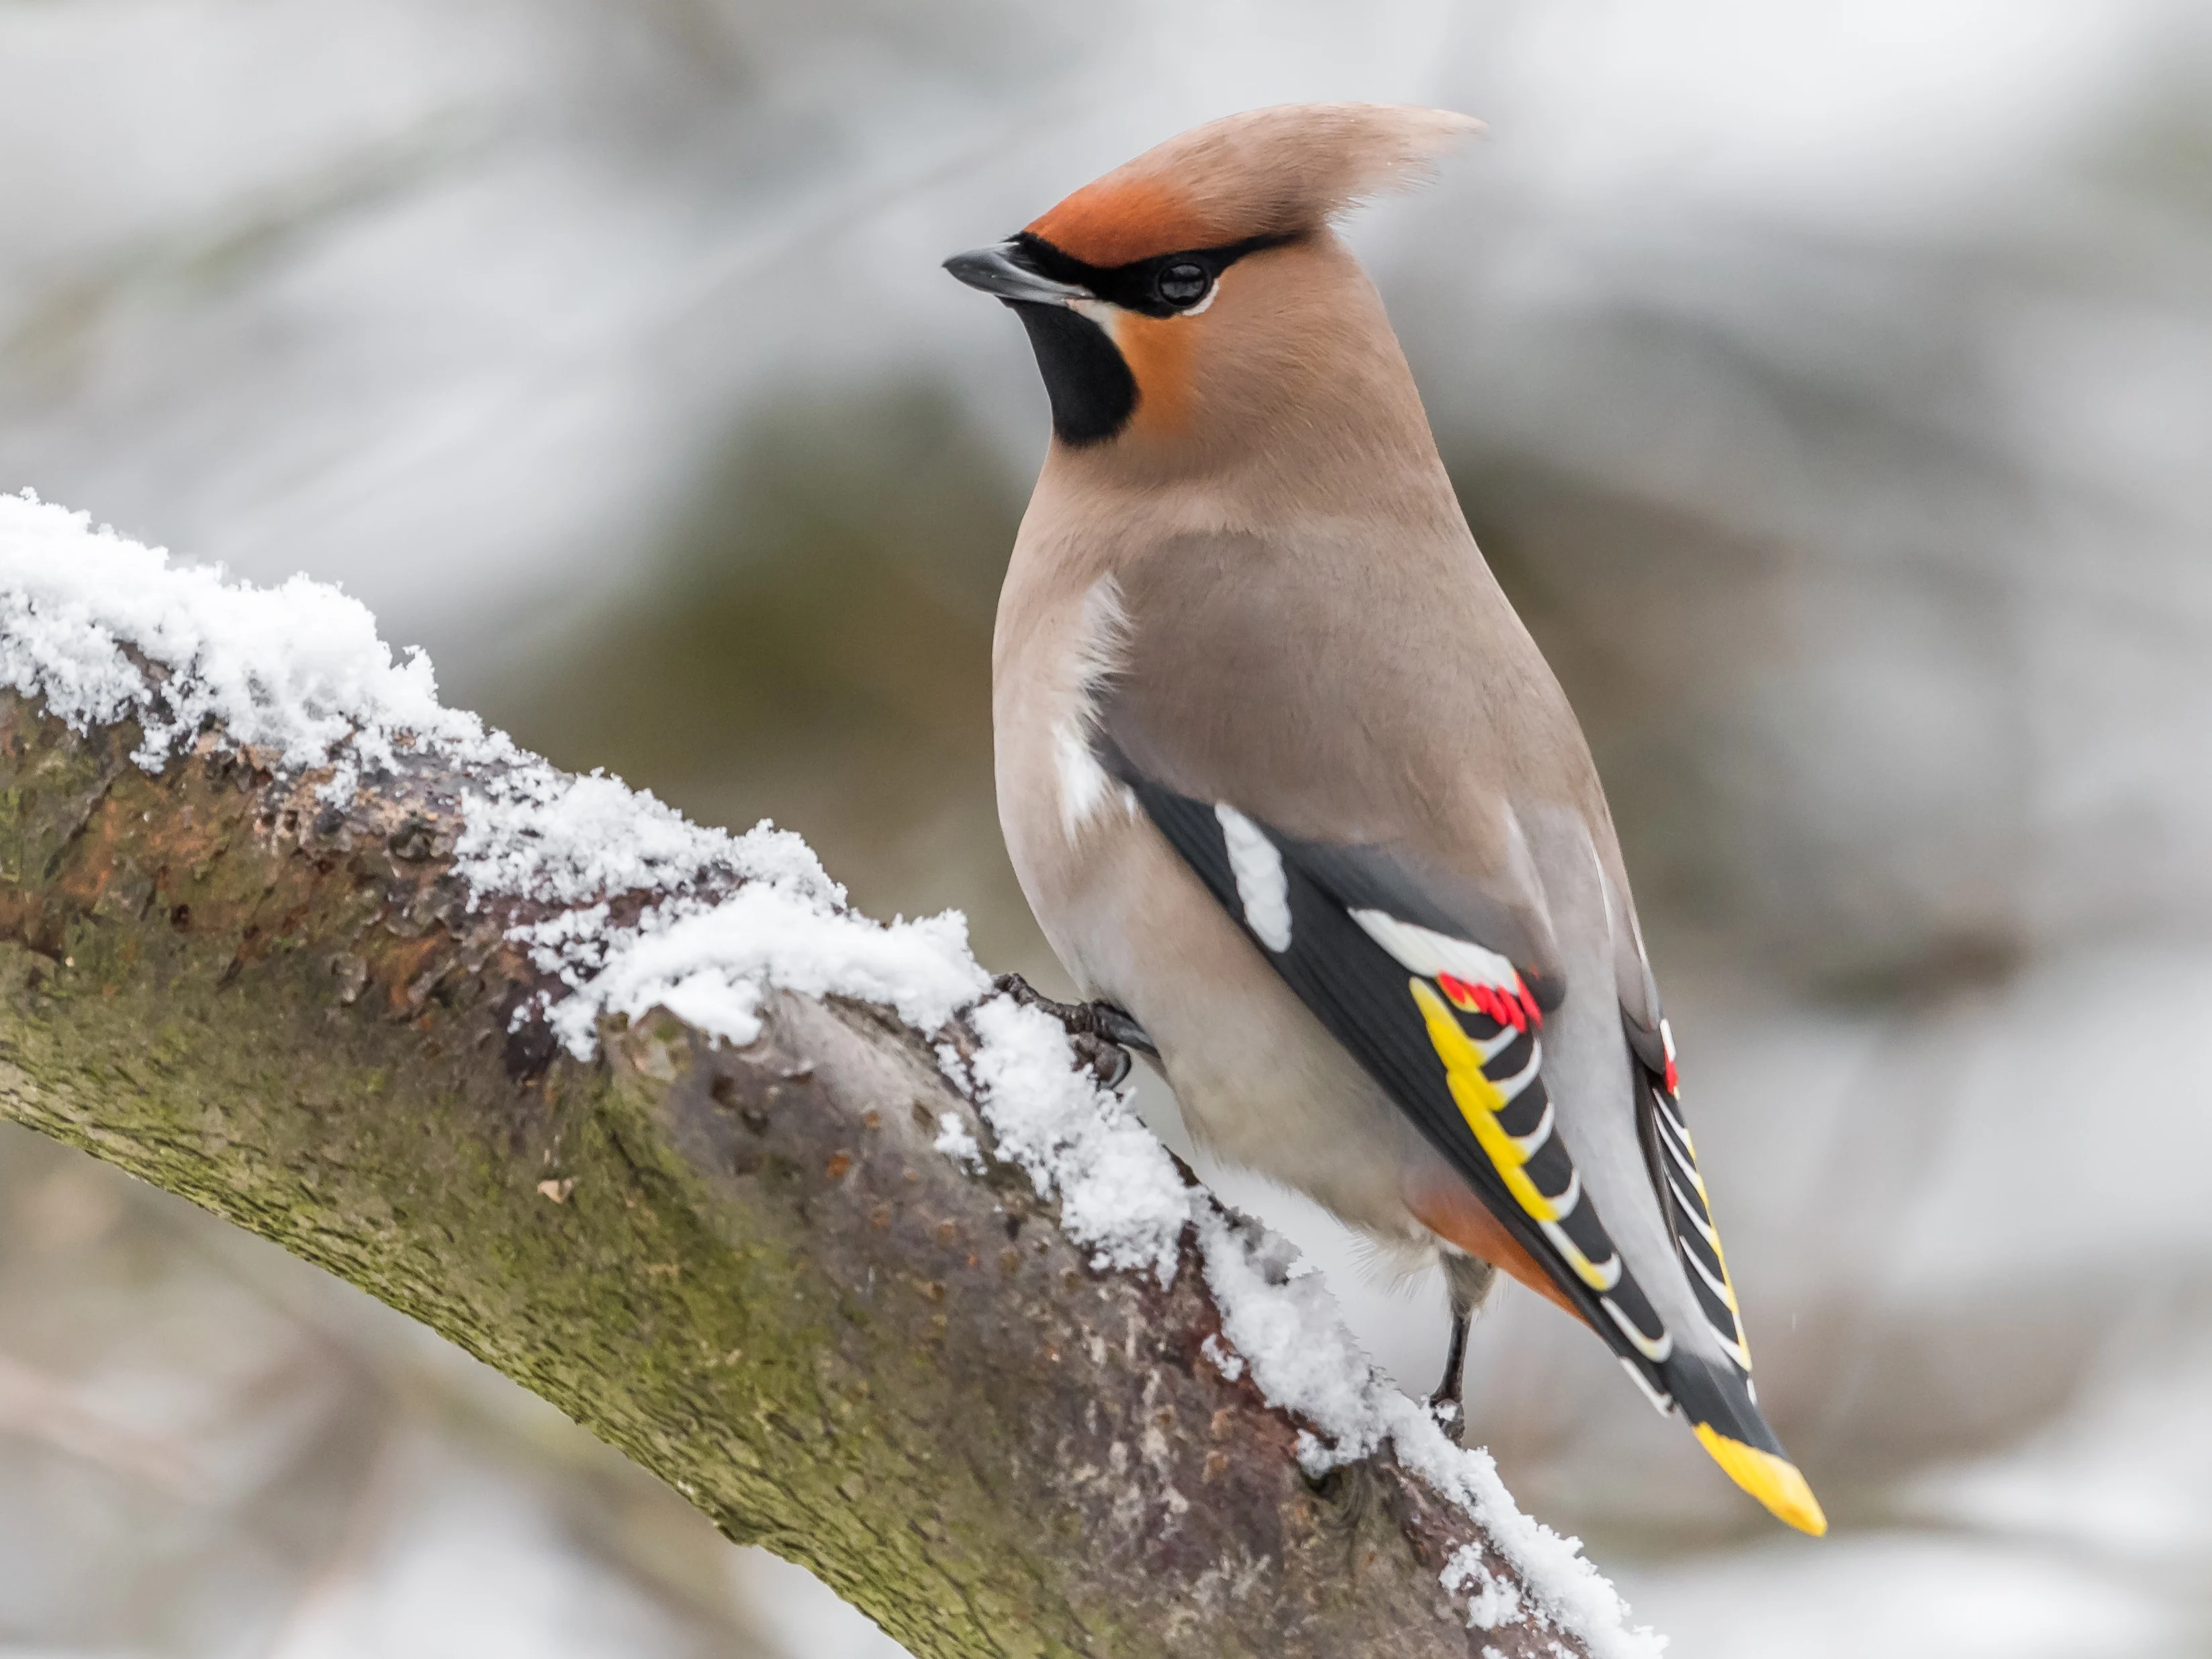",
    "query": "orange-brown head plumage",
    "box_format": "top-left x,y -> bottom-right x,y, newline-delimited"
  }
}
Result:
946,103 -> 1479,461
1026,103 -> 1482,268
